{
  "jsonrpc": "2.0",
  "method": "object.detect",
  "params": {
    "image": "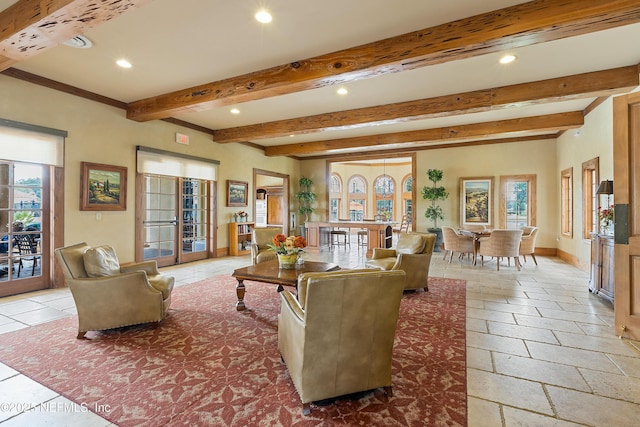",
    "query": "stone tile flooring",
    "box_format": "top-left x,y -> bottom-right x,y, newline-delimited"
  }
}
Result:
0,244 -> 638,426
